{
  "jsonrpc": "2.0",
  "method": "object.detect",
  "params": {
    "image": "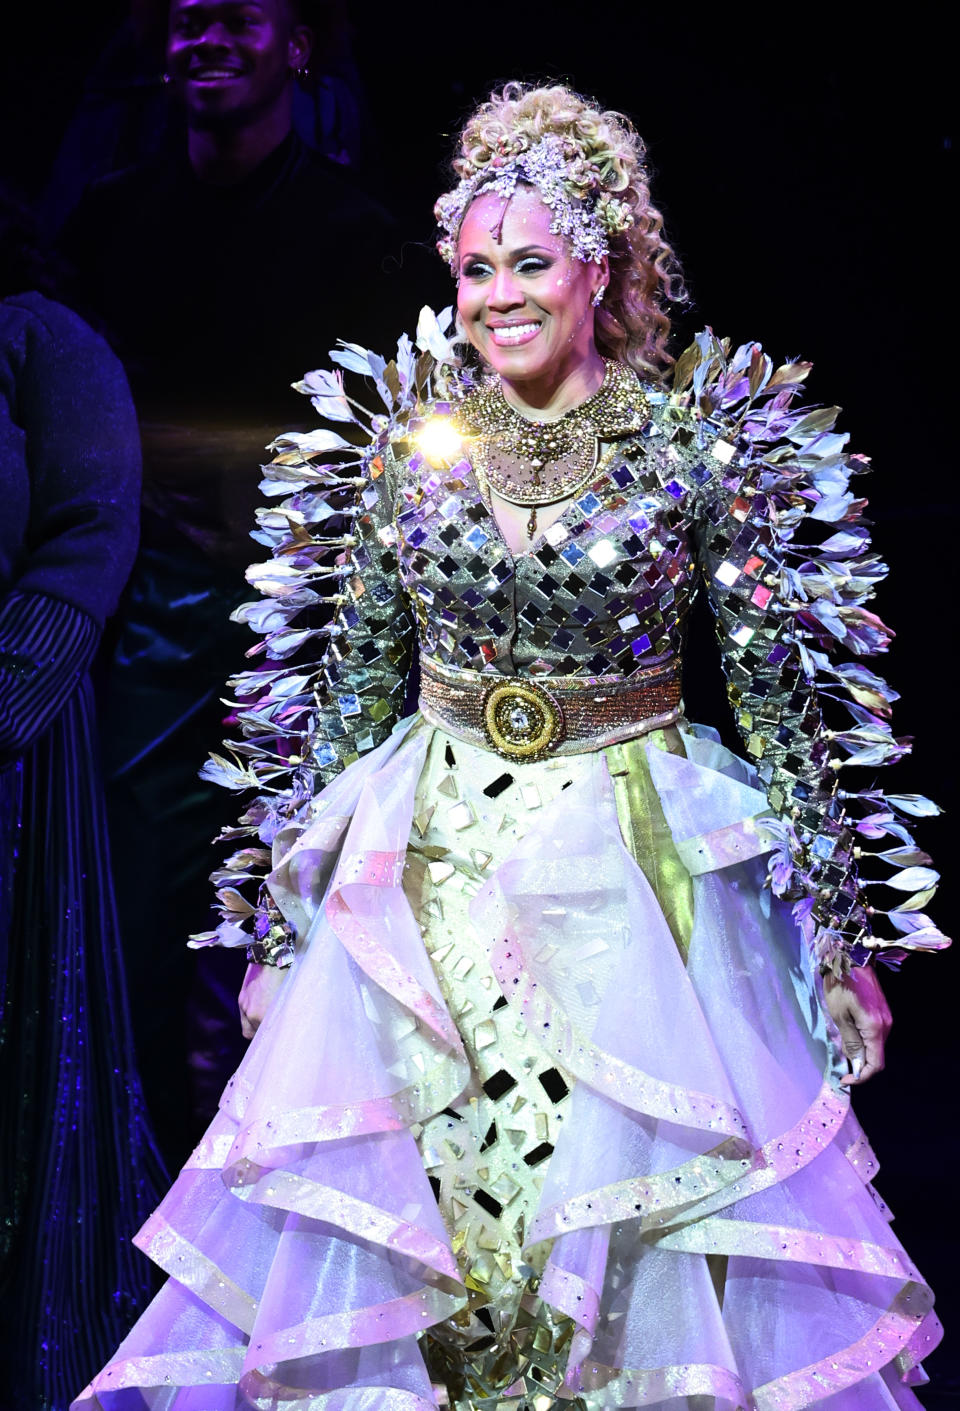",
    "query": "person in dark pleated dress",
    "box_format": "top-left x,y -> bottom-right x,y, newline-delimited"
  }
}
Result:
0,190 -> 166,1411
